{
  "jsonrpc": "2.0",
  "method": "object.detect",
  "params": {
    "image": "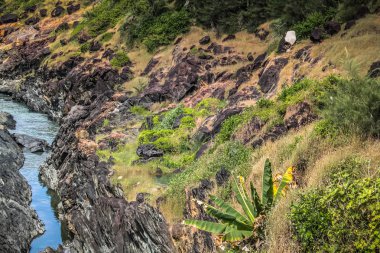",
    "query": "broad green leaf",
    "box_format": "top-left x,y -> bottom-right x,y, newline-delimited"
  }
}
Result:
208,195 -> 251,226
234,177 -> 256,223
184,219 -> 227,234
250,182 -> 262,216
223,229 -> 253,242
262,159 -> 274,209
274,167 -> 294,203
